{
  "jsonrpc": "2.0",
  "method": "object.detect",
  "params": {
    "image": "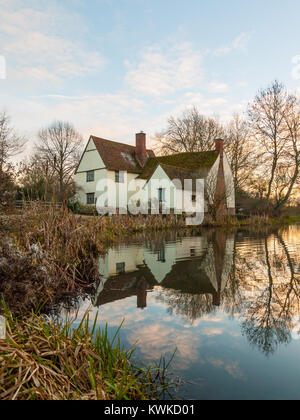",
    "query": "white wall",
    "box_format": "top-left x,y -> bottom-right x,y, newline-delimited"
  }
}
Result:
223,152 -> 235,209
76,168 -> 107,205
205,156 -> 220,211
141,165 -> 176,211
99,245 -> 144,278
76,138 -> 107,205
